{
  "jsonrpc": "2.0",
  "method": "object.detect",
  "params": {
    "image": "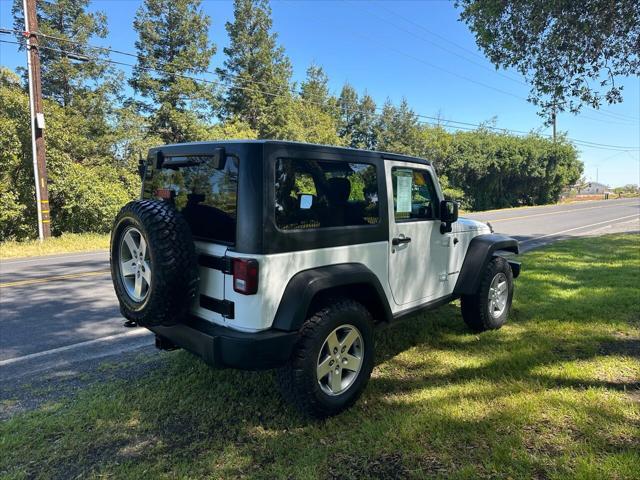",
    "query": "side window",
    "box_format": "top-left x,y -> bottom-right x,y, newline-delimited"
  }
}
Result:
392,168 -> 438,221
275,158 -> 379,230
